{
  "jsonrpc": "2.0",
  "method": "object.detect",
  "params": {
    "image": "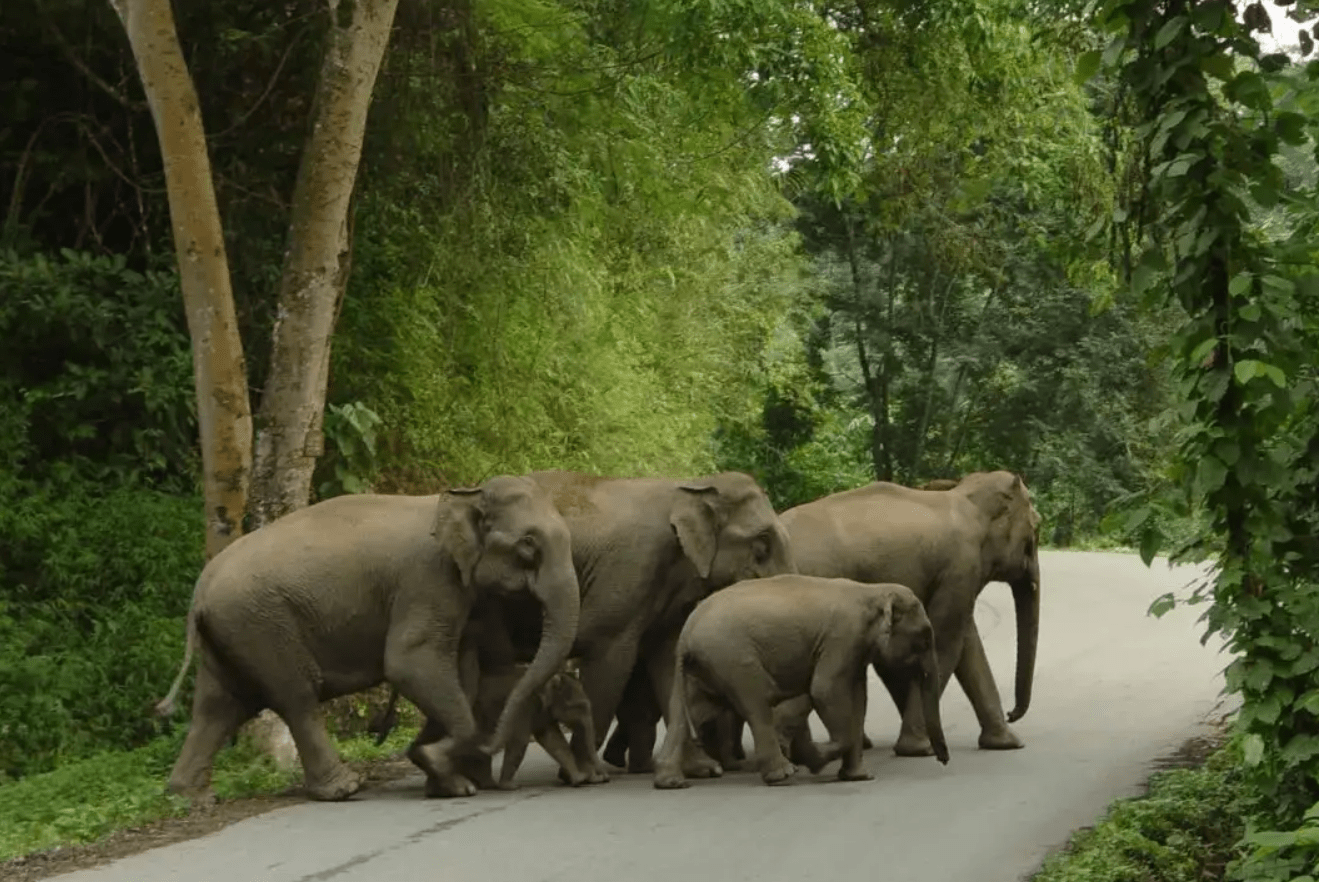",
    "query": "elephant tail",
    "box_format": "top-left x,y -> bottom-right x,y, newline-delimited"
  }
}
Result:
154,605 -> 198,718
368,687 -> 403,746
